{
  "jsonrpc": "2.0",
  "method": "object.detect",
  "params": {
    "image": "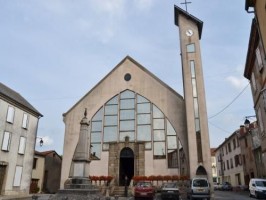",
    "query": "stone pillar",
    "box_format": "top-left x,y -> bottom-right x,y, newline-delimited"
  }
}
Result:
71,108 -> 91,178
